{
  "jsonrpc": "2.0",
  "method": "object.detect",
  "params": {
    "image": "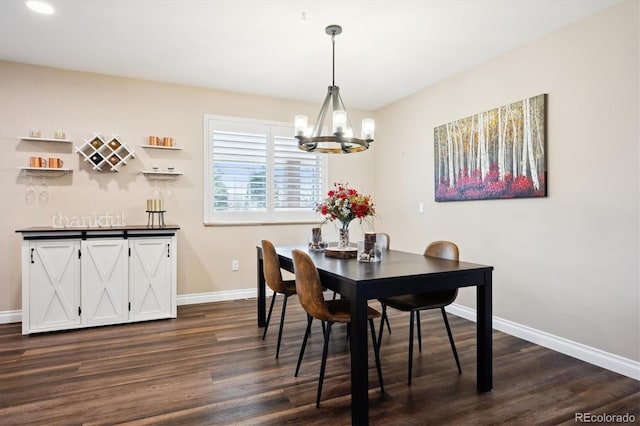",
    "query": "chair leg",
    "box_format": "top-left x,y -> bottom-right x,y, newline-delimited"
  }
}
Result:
262,291 -> 277,340
441,307 -> 462,374
295,314 -> 313,377
408,311 -> 415,385
384,308 -> 392,334
416,310 -> 422,353
378,303 -> 387,344
275,294 -> 289,359
317,322 -> 333,408
369,318 -> 385,394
